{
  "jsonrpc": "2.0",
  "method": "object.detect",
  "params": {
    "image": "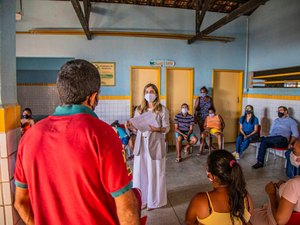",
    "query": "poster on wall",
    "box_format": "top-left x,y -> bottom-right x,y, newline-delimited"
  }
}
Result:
92,62 -> 116,86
